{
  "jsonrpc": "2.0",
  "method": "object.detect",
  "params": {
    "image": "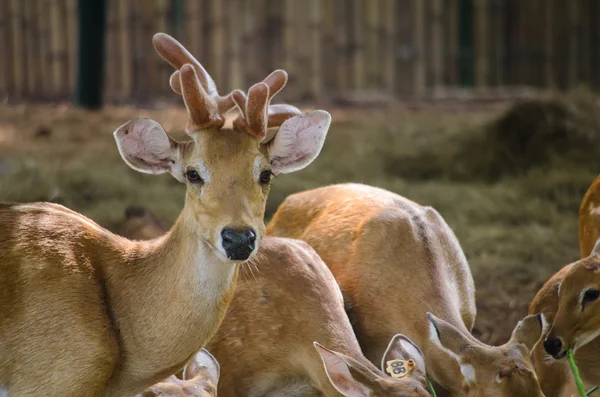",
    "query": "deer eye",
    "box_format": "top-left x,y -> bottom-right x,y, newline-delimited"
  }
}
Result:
185,170 -> 204,184
582,289 -> 600,306
259,170 -> 273,185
